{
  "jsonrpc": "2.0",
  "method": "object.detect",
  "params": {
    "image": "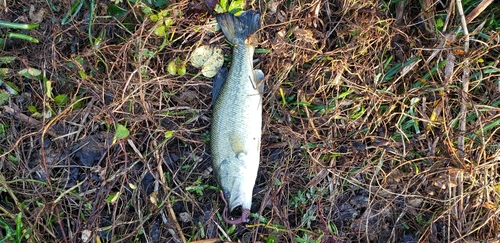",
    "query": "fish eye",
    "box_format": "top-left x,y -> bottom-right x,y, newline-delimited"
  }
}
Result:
223,190 -> 231,199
